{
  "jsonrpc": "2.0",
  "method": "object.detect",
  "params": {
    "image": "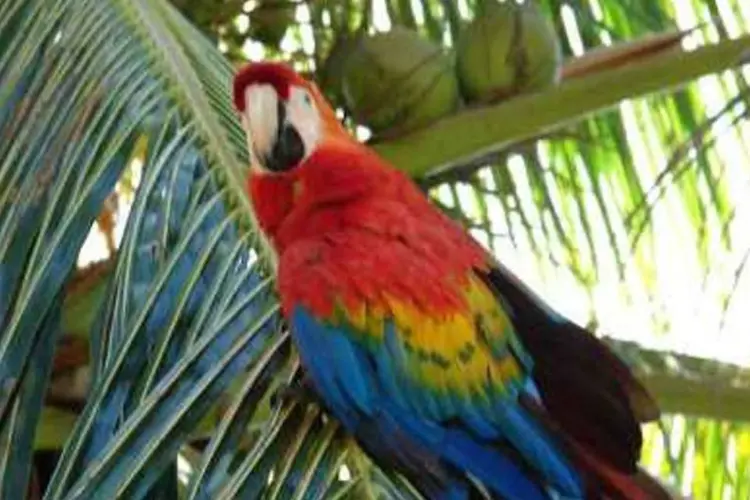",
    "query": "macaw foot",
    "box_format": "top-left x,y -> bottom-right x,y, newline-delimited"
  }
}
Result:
271,373 -> 316,407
